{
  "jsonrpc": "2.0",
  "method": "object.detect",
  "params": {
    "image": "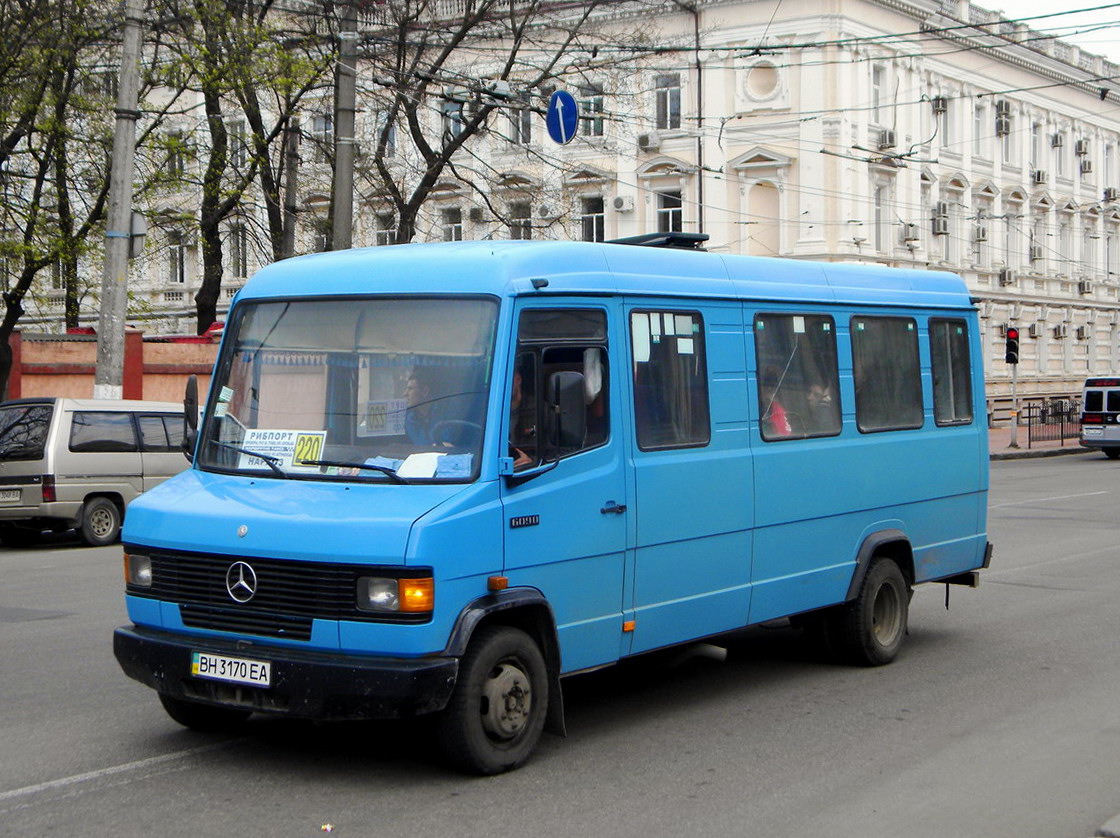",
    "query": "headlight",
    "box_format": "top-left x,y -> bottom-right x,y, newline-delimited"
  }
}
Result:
125,553 -> 152,587
357,576 -> 434,613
